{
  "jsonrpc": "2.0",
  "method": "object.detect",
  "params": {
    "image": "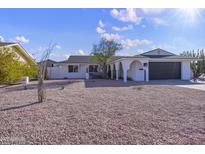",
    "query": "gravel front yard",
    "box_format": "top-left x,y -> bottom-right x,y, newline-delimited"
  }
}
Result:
0,79 -> 205,144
